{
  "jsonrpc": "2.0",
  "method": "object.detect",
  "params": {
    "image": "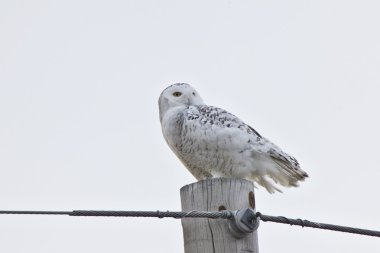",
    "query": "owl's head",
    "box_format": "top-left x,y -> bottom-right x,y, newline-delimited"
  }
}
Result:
159,83 -> 204,122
